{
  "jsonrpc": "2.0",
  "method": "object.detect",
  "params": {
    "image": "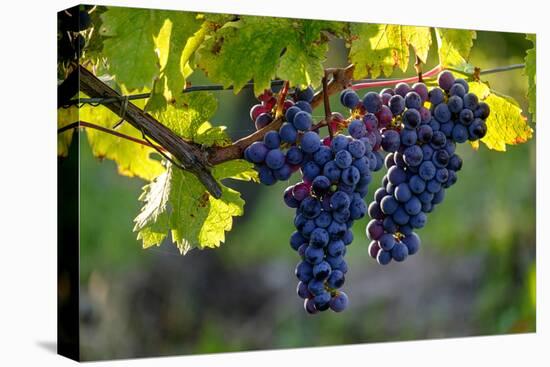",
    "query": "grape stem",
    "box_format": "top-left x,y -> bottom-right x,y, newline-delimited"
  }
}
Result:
275,81 -> 290,118
322,70 -> 334,139
414,55 -> 423,83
